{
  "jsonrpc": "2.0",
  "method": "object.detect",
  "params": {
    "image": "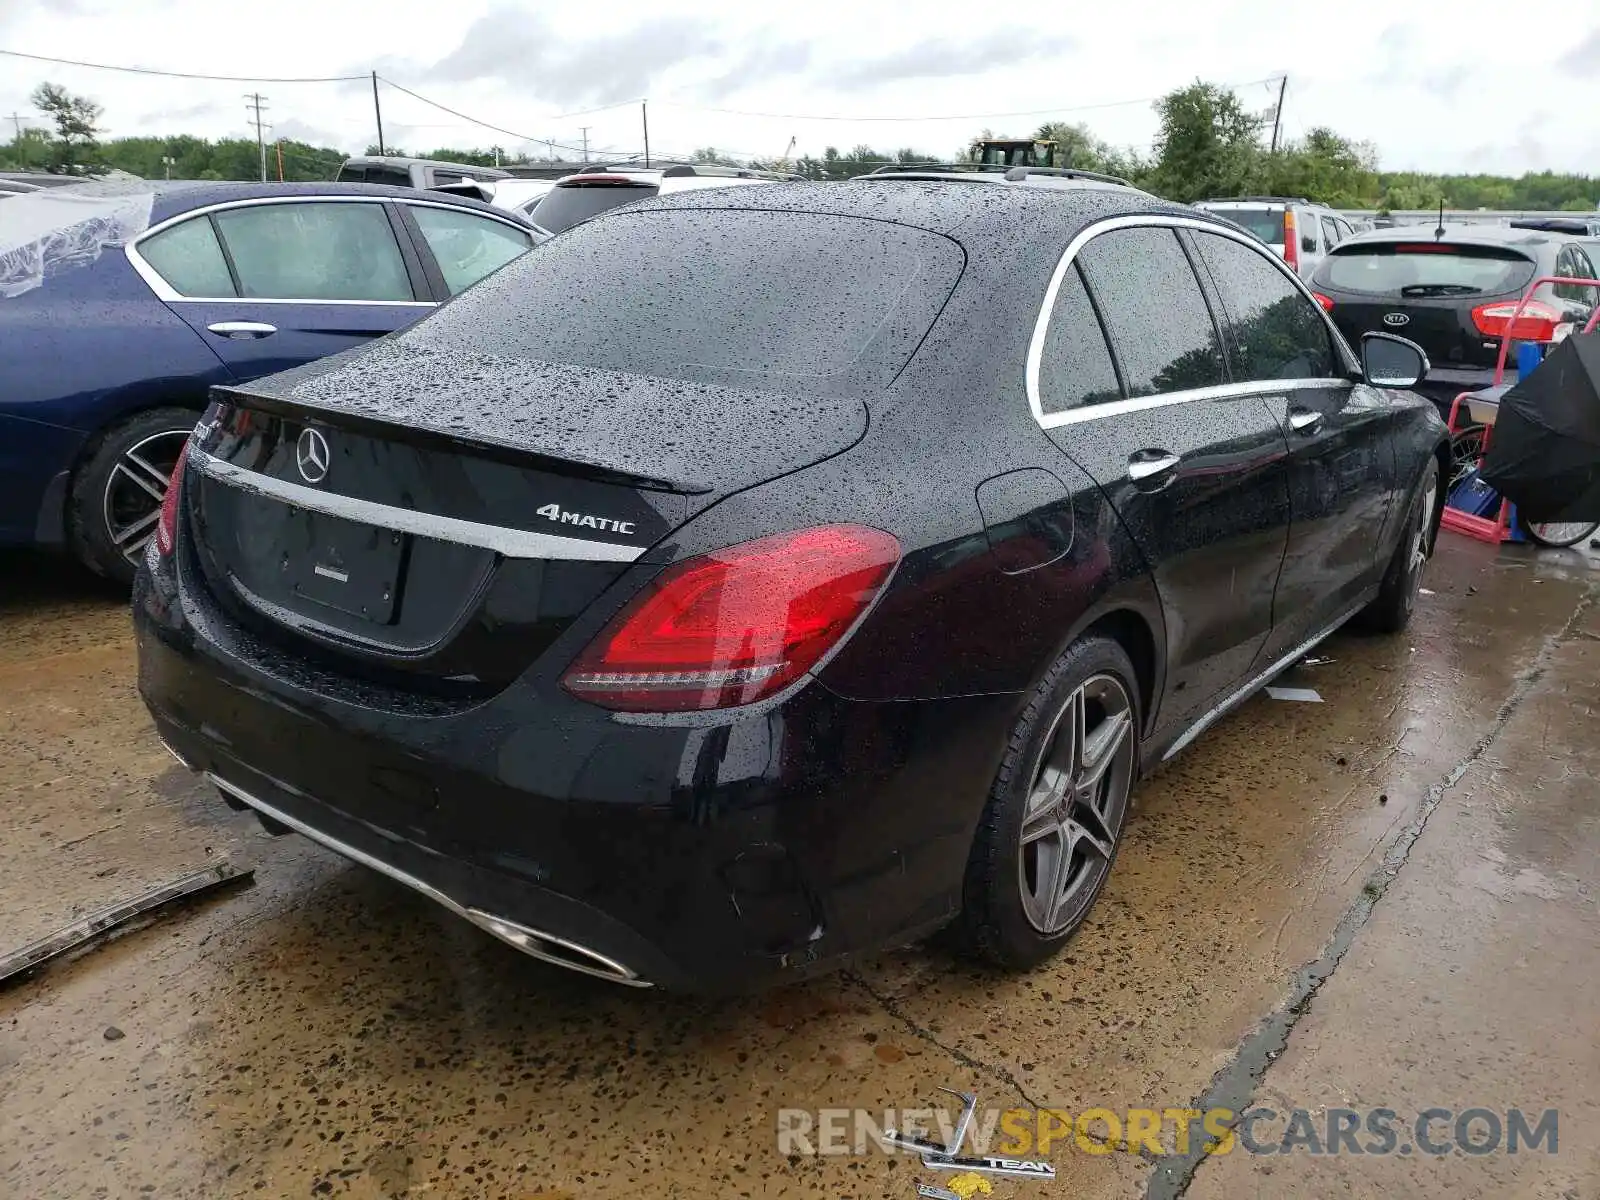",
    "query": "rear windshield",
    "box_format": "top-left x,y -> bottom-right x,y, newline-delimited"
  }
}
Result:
528,181 -> 659,234
406,209 -> 963,395
1317,243 -> 1537,297
1207,207 -> 1285,245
